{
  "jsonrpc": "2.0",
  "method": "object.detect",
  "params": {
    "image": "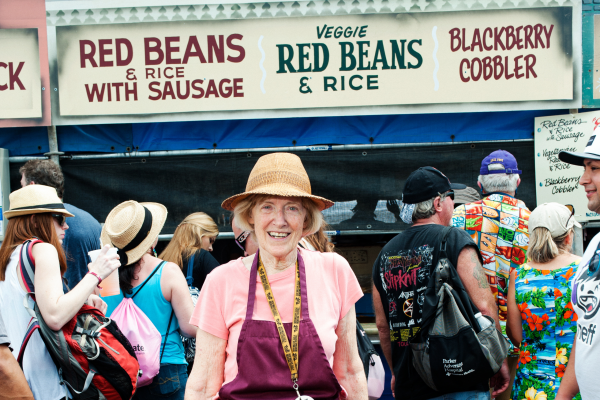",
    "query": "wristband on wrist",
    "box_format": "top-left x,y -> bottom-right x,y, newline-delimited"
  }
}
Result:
87,271 -> 103,288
